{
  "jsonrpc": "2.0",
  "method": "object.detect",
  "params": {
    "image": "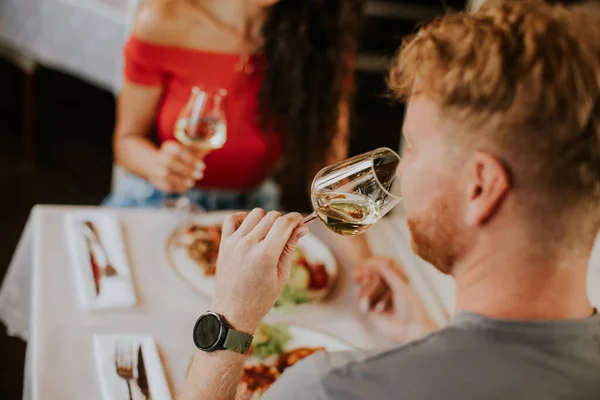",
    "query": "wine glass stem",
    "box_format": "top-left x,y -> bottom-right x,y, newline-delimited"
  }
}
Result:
176,191 -> 192,210
301,212 -> 318,225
